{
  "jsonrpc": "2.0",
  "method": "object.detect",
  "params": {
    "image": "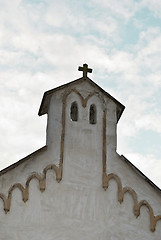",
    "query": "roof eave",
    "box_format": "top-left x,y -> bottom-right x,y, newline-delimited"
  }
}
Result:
0,146 -> 47,177
38,77 -> 125,122
120,155 -> 161,194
